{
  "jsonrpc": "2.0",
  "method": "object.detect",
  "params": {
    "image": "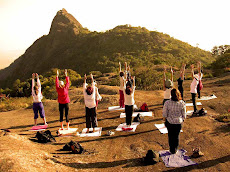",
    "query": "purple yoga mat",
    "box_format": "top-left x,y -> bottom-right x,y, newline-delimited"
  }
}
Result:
159,149 -> 197,167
